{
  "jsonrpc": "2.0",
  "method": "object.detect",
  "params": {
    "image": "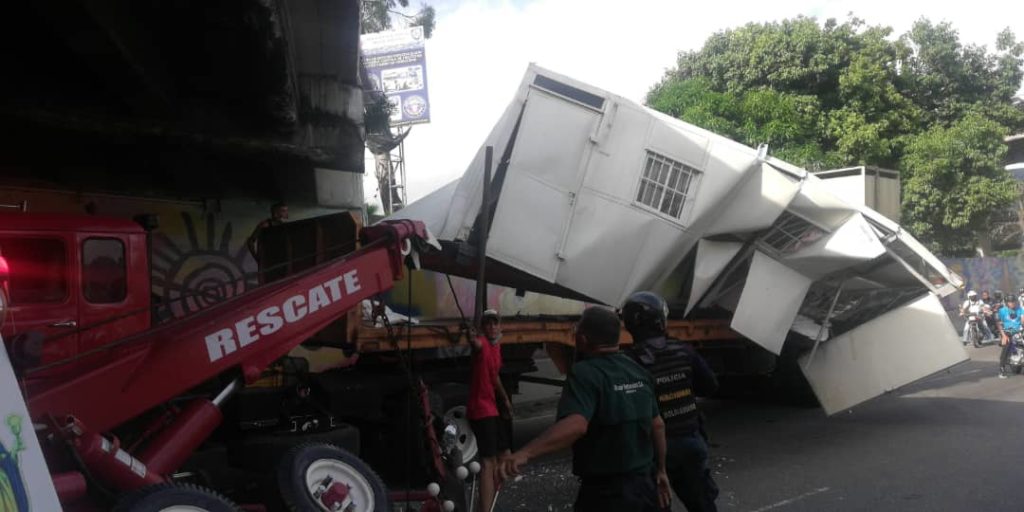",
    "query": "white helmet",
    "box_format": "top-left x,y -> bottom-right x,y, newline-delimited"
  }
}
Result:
968,290 -> 977,298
